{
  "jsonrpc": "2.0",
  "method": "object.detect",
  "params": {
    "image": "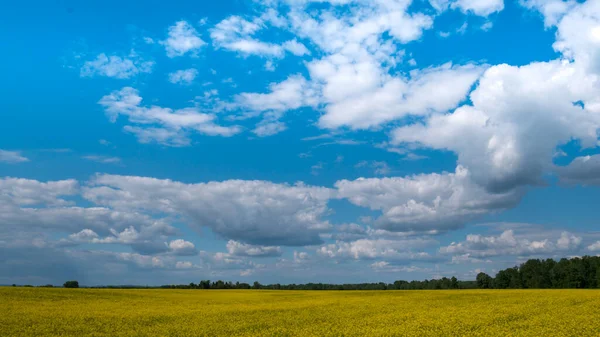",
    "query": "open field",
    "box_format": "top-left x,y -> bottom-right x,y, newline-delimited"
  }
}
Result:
2,288 -> 600,336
